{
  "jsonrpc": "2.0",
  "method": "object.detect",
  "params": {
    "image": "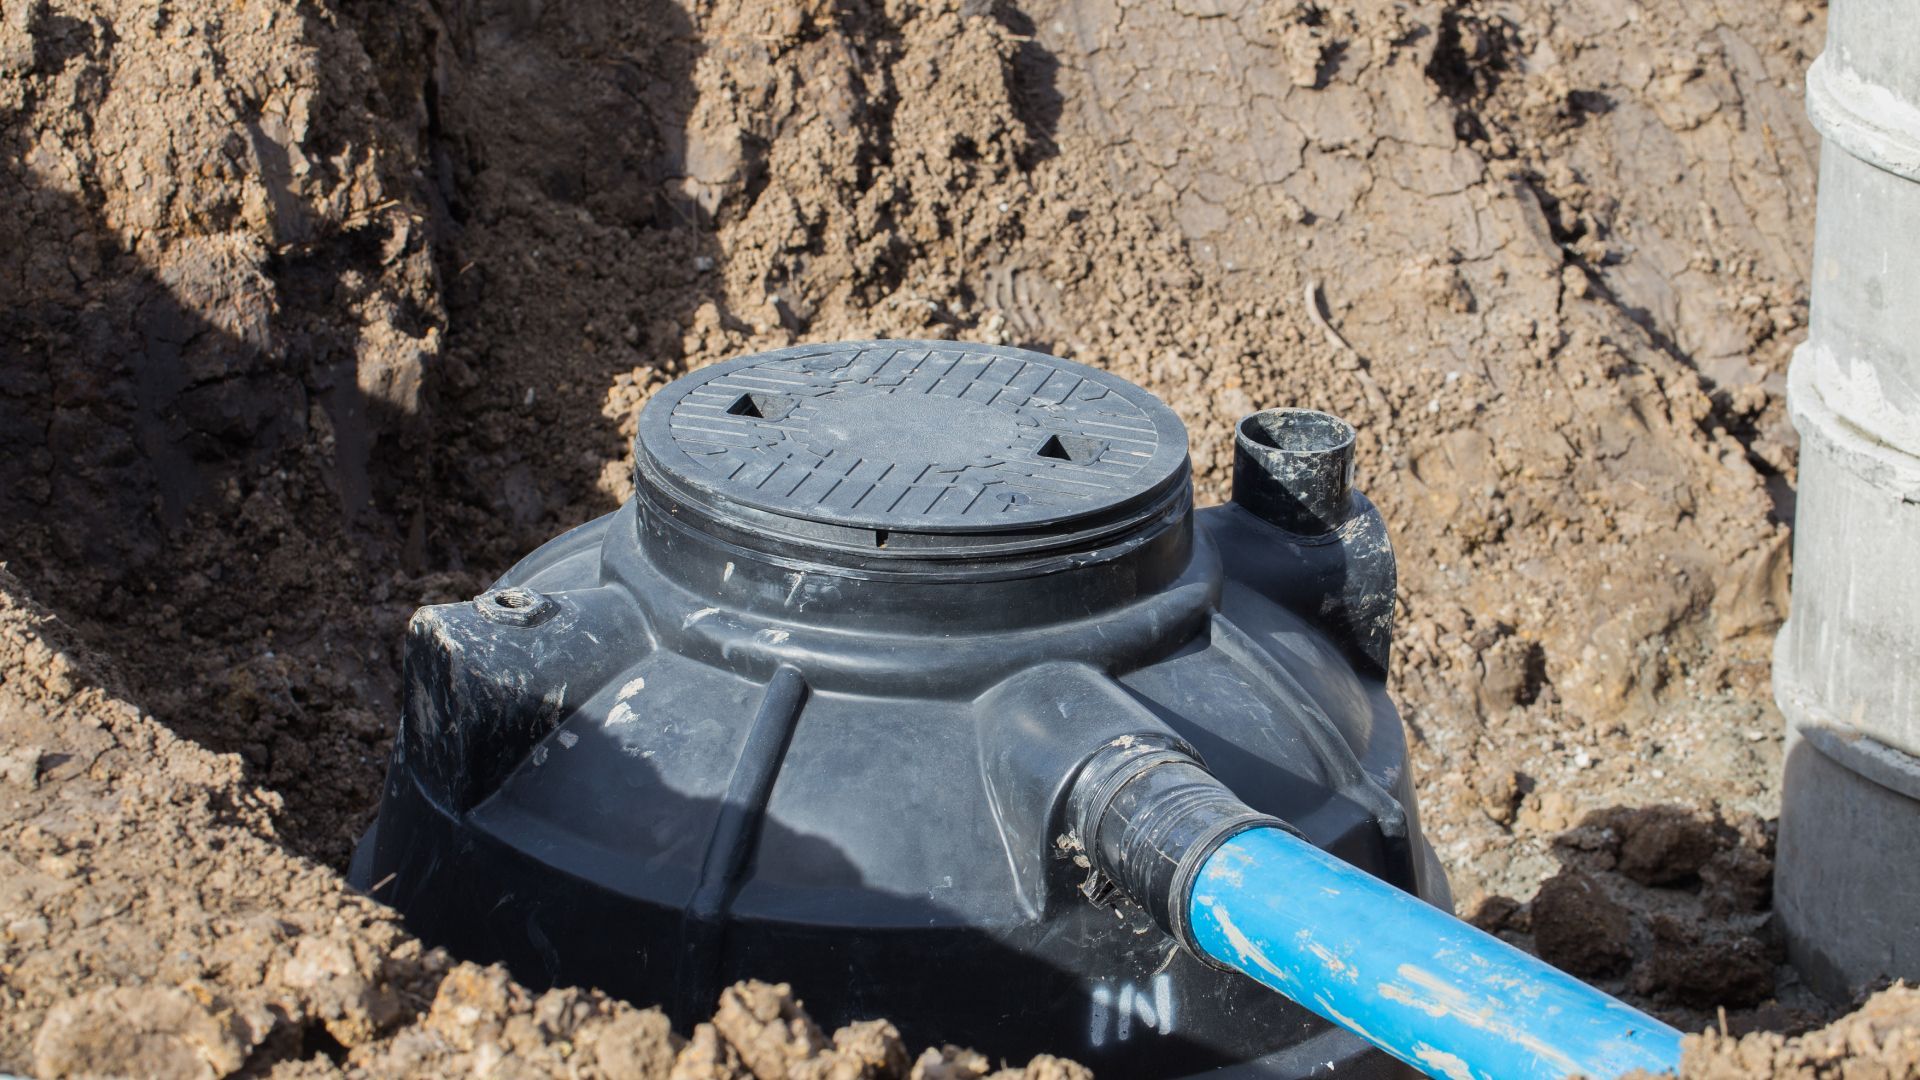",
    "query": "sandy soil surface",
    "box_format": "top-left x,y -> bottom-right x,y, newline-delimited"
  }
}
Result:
1,0 -> 1916,1075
